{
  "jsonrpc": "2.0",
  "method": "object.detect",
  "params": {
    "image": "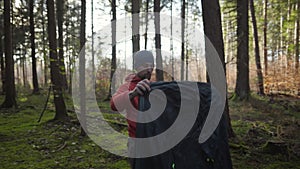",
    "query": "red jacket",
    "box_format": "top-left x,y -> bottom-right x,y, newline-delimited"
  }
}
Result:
110,74 -> 142,138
